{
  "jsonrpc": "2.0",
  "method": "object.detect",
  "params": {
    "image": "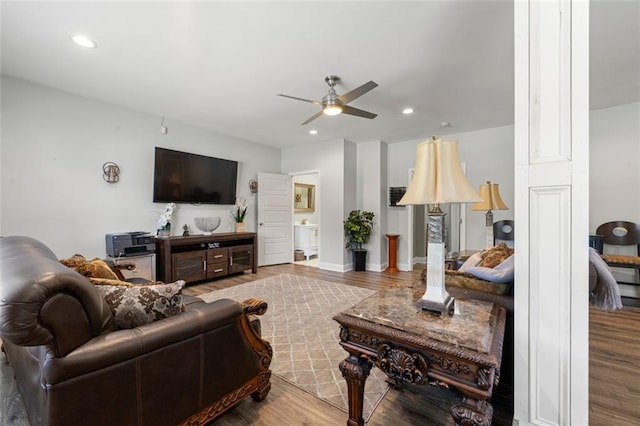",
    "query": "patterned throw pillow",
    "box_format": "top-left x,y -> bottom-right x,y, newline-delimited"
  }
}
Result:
94,281 -> 186,329
477,243 -> 514,268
